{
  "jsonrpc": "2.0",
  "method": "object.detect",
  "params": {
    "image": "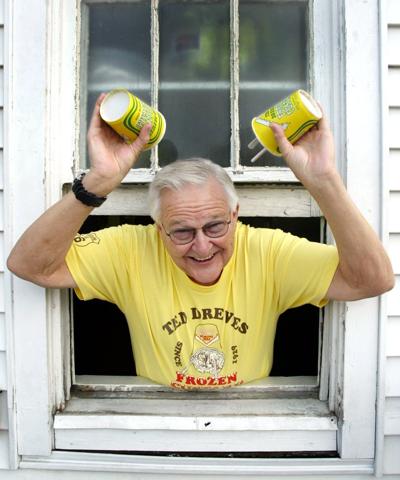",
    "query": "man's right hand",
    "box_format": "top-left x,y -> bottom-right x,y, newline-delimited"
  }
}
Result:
83,93 -> 152,197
